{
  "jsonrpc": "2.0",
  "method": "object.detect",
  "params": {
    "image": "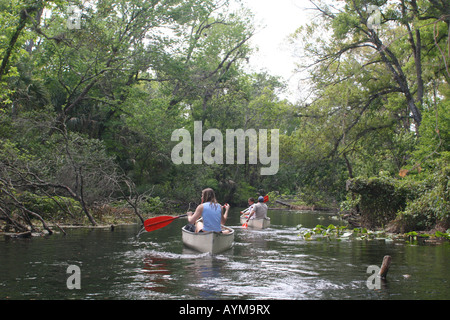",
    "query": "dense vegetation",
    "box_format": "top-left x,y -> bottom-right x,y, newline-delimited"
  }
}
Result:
0,0 -> 448,234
